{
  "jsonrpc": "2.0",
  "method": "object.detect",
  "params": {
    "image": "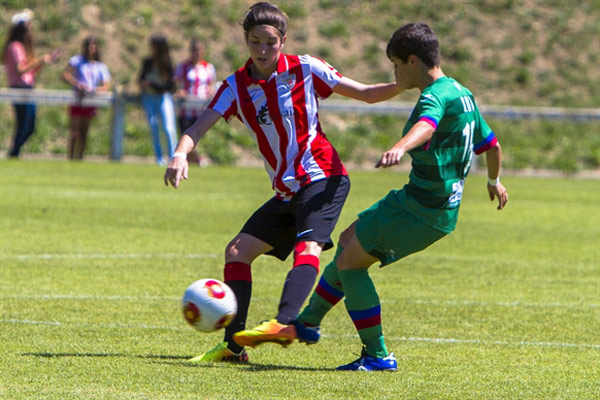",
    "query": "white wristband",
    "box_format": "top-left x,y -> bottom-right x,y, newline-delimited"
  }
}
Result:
172,152 -> 187,159
488,177 -> 500,186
